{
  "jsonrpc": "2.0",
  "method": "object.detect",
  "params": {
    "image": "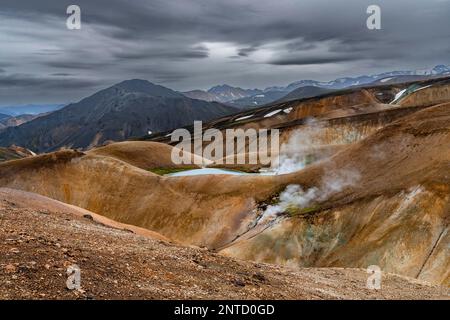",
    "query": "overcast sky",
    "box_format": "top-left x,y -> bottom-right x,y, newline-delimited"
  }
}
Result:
1,0 -> 449,105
